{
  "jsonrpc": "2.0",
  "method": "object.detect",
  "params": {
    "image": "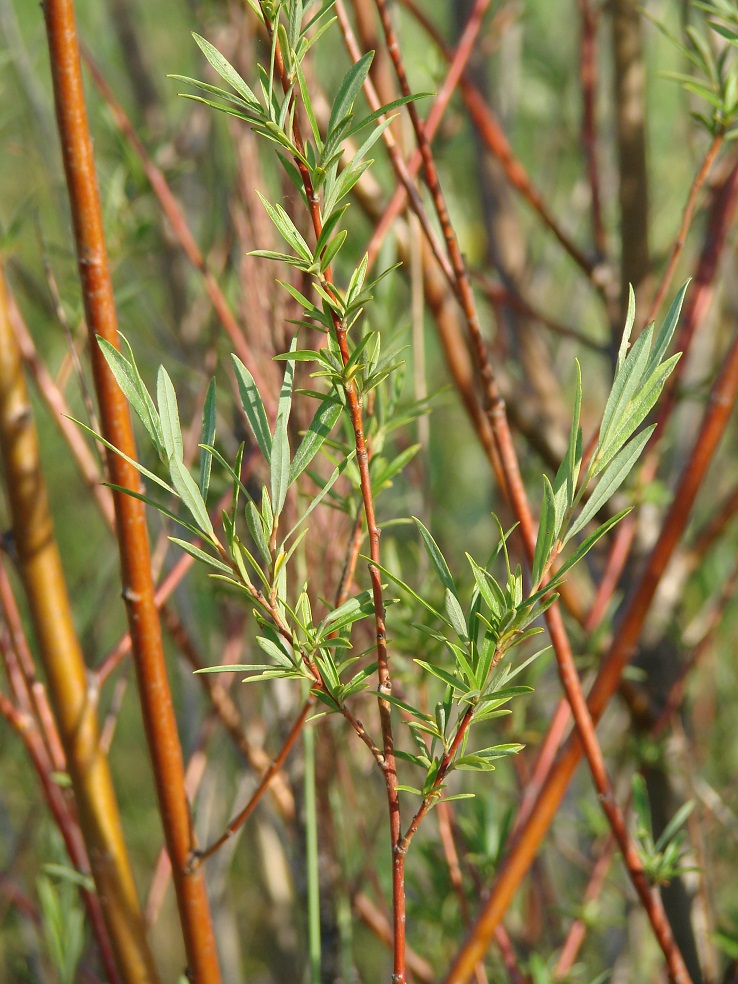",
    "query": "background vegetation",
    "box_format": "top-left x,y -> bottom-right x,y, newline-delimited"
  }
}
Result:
1,1 -> 738,982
